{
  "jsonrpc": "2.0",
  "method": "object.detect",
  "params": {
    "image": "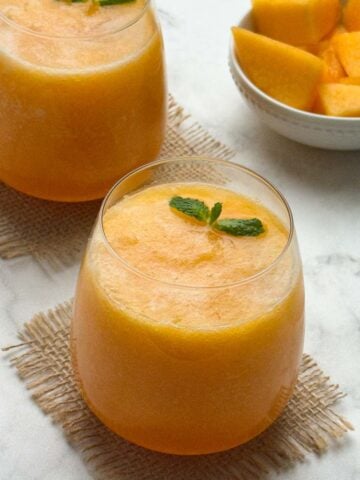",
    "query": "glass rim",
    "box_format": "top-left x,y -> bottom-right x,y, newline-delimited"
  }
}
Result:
0,0 -> 151,40
99,156 -> 295,290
